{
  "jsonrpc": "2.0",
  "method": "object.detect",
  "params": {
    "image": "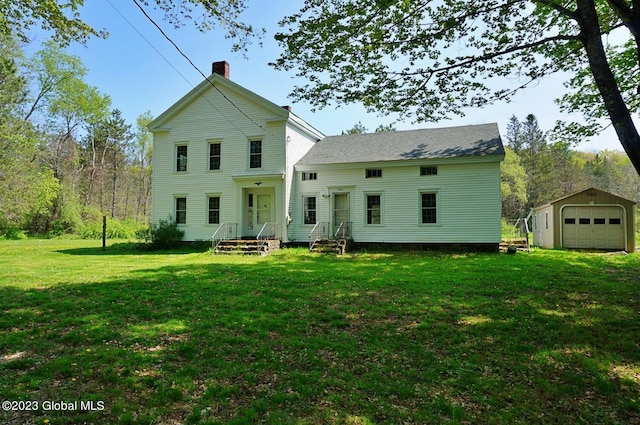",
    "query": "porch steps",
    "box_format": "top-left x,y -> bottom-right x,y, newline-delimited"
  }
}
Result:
214,239 -> 280,255
310,239 -> 349,255
499,238 -> 530,252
